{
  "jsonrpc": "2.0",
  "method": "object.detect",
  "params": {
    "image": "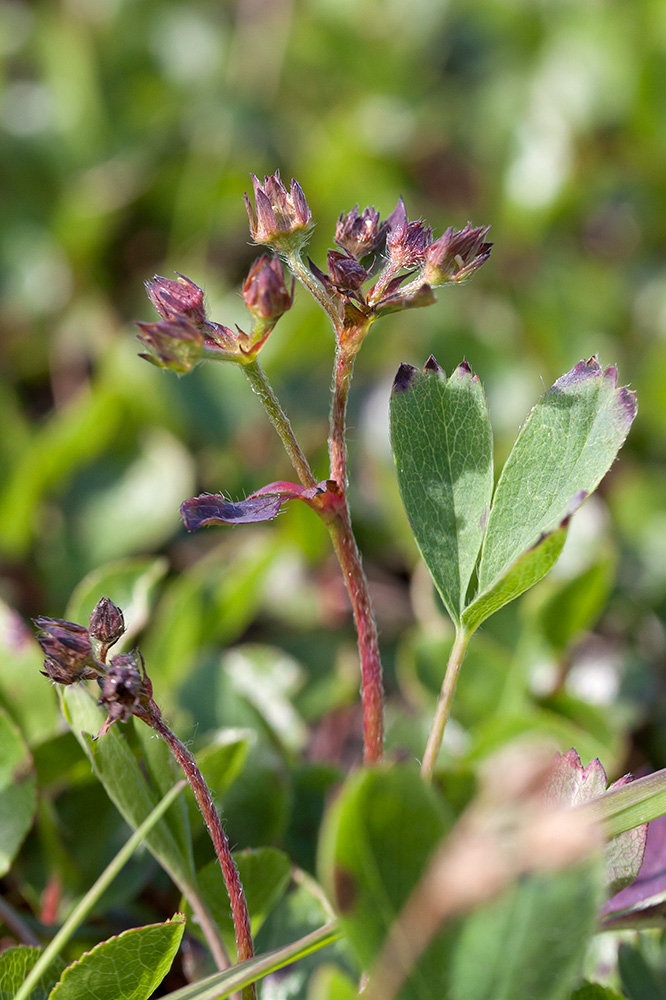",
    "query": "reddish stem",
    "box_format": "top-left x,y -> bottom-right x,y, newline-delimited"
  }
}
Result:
325,504 -> 384,763
147,714 -> 256,998
326,335 -> 384,763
